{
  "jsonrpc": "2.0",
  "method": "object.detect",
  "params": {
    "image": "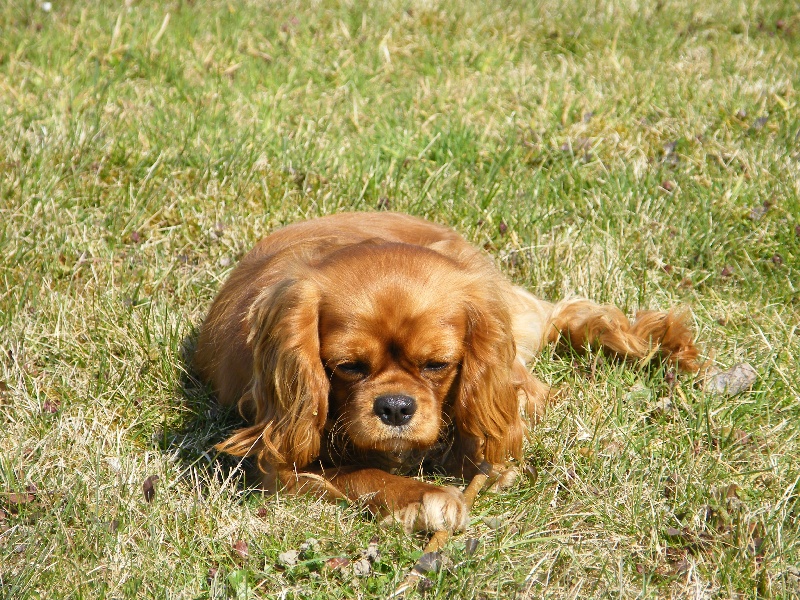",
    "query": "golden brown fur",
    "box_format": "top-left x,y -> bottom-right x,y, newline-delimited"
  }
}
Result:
194,212 -> 699,532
